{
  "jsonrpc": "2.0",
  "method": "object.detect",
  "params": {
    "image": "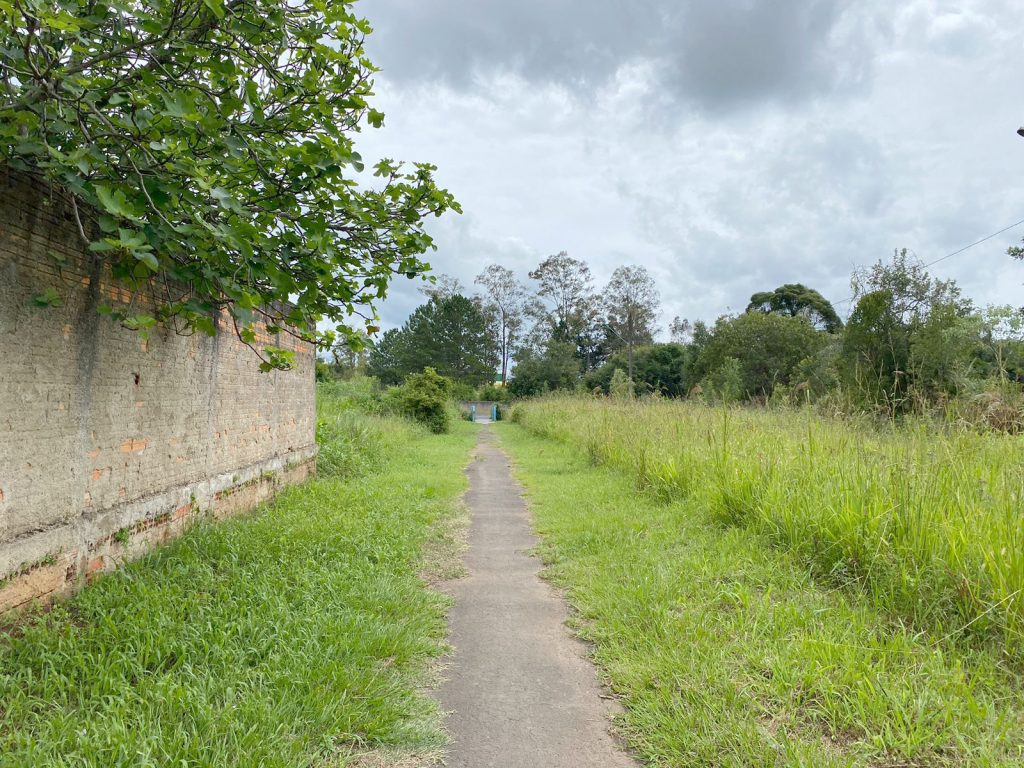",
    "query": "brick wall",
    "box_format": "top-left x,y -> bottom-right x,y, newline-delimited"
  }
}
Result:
0,170 -> 317,612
